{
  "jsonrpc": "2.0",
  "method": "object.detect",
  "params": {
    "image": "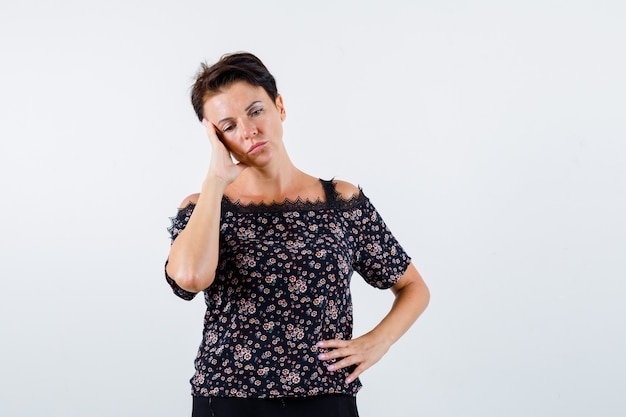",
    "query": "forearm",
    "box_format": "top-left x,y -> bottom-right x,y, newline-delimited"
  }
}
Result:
368,263 -> 430,347
166,177 -> 228,292
316,263 -> 429,383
